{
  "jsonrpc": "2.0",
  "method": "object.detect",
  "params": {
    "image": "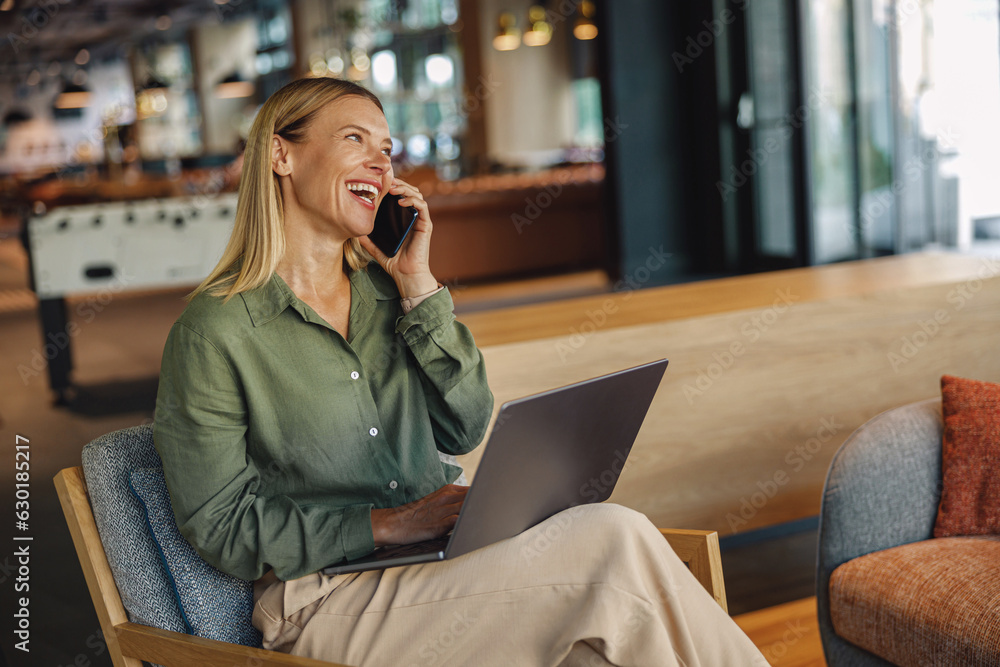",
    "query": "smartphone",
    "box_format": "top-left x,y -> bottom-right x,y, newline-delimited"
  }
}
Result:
369,193 -> 419,257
